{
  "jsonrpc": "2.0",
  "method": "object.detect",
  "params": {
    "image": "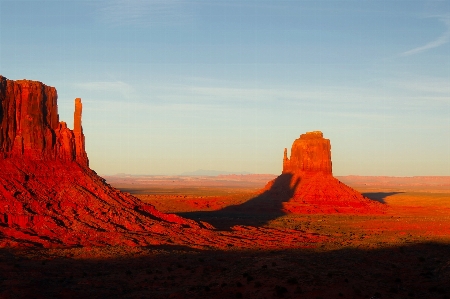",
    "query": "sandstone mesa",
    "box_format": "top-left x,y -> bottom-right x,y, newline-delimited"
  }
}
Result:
262,131 -> 384,214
